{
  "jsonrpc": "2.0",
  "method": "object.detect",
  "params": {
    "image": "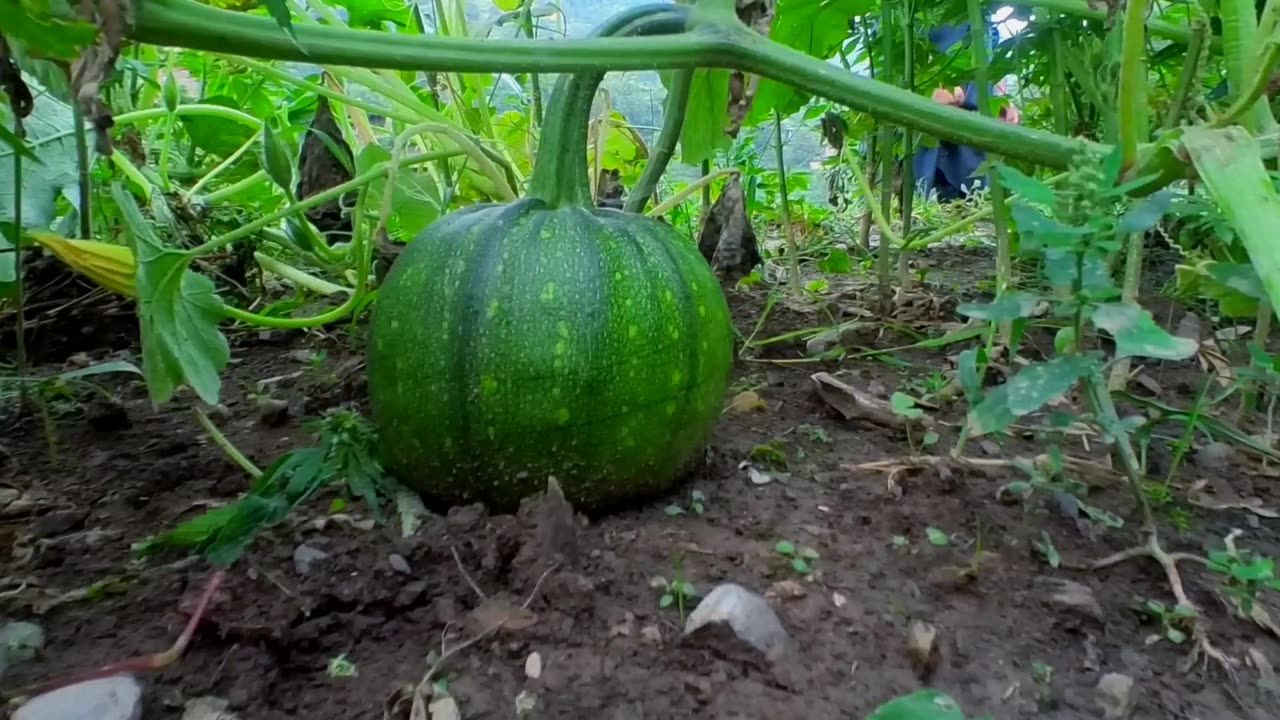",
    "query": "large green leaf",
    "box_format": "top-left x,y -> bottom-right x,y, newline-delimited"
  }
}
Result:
1091,303 -> 1198,361
0,2 -> 98,60
356,145 -> 442,242
749,0 -> 875,121
113,184 -> 230,407
1182,126 -> 1280,320
0,74 -> 88,229
664,69 -> 732,167
968,354 -> 1097,436
956,291 -> 1040,321
866,689 -> 966,720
